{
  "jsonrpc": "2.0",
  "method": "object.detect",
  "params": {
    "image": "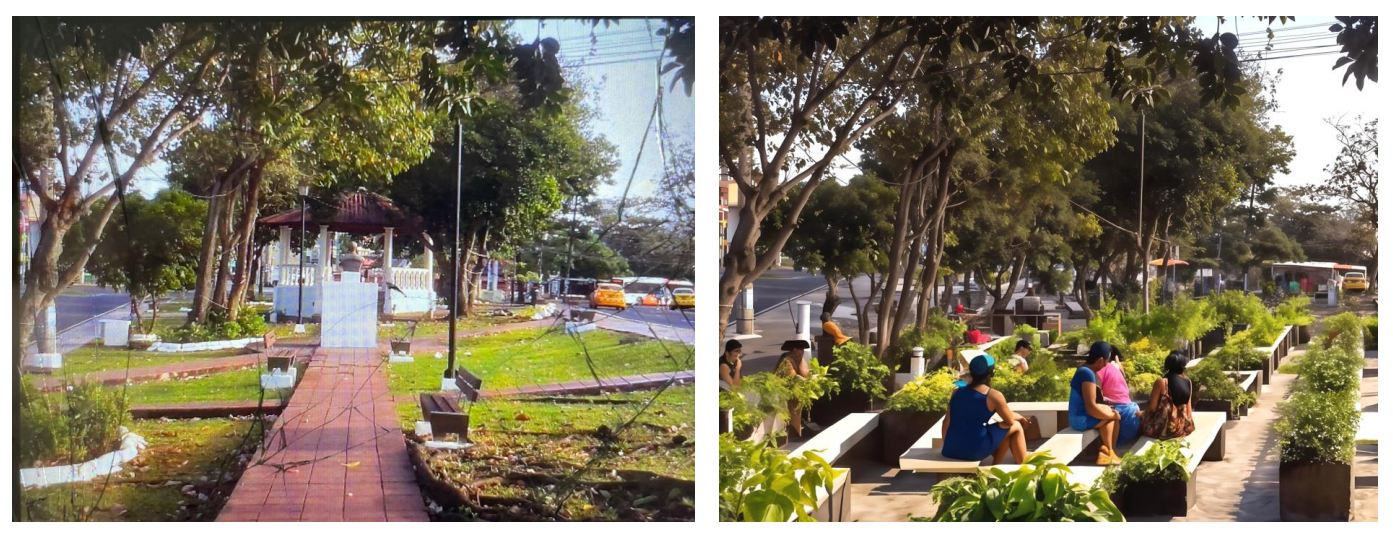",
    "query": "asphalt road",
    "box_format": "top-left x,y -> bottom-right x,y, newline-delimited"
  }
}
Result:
609,304 -> 696,330
744,269 -> 828,314
53,285 -> 131,332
